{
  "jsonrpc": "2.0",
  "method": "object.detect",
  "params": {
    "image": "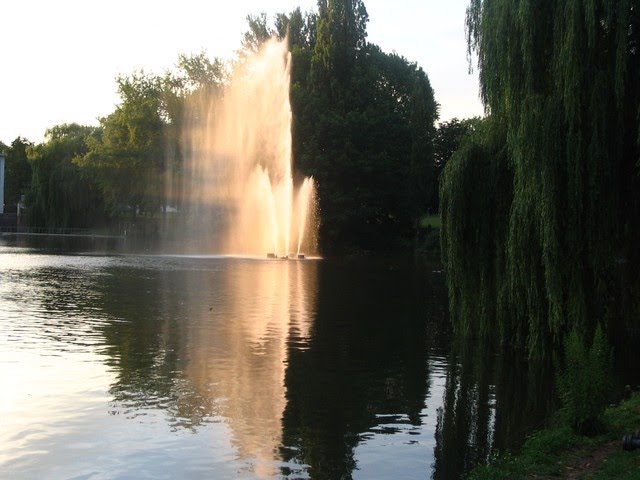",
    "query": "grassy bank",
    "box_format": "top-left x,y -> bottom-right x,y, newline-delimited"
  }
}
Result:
416,215 -> 441,254
419,214 -> 441,229
469,393 -> 640,479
